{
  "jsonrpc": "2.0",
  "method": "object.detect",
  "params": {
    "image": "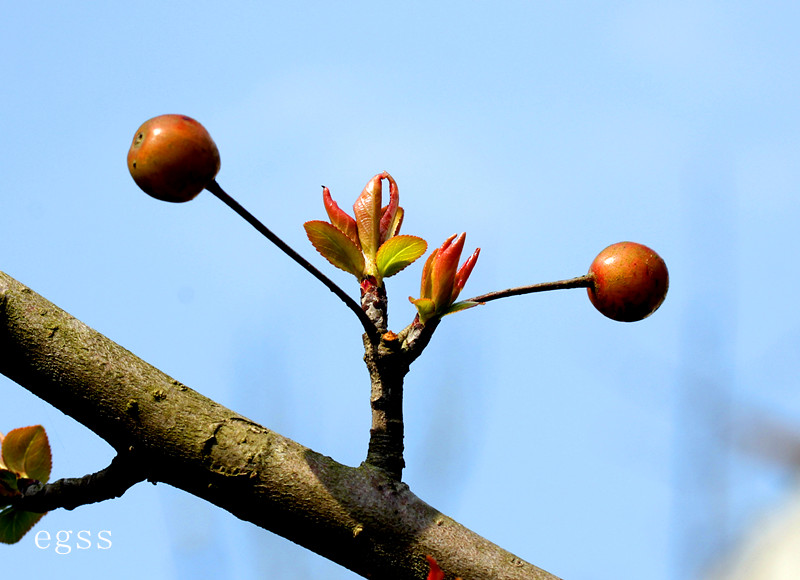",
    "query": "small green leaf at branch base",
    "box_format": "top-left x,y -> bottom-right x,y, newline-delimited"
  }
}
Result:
0,506 -> 45,544
409,297 -> 436,324
442,300 -> 480,316
1,425 -> 51,483
304,221 -> 366,278
0,426 -> 52,543
376,235 -> 427,279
